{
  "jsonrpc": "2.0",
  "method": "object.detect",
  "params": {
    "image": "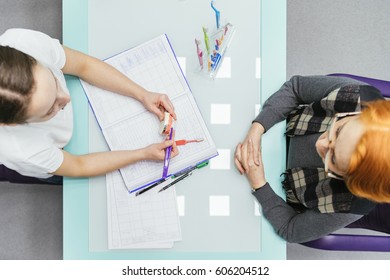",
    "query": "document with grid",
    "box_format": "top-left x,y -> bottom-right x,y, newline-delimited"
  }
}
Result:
107,170 -> 181,249
81,34 -> 217,192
